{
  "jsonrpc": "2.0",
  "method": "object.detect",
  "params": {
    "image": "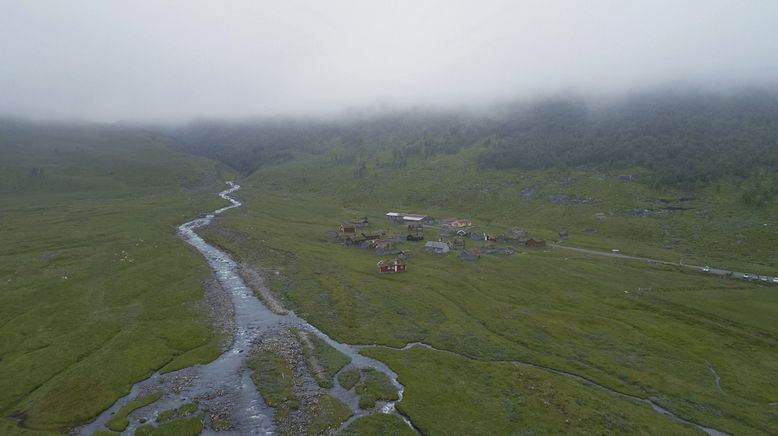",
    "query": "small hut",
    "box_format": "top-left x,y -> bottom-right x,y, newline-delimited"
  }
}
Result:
526,239 -> 546,248
425,241 -> 450,254
350,216 -> 369,226
340,224 -> 356,233
386,212 -> 404,224
377,257 -> 406,273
